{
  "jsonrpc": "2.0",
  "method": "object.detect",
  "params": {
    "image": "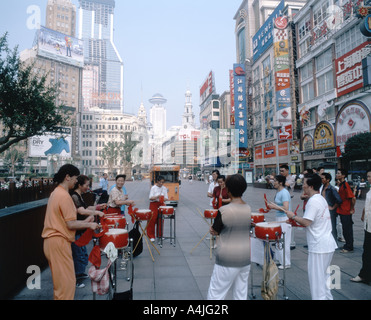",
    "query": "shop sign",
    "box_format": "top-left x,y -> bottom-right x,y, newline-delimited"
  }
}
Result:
335,41 -> 371,97
302,134 -> 314,152
278,141 -> 288,157
291,156 -> 299,161
255,146 -> 263,160
264,142 -> 276,158
289,140 -> 300,155
335,100 -> 371,152
313,121 -> 335,150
